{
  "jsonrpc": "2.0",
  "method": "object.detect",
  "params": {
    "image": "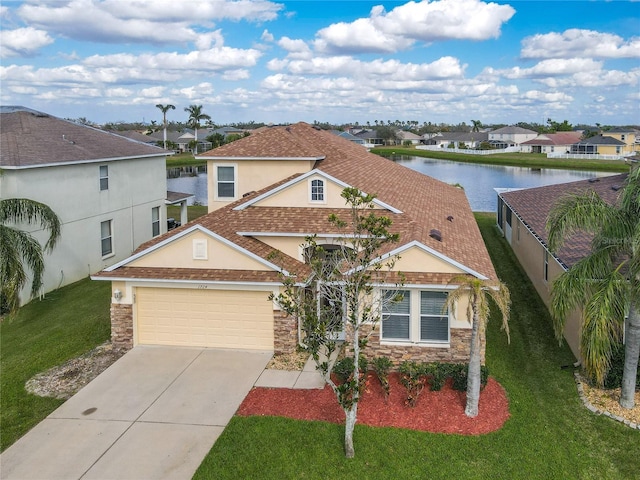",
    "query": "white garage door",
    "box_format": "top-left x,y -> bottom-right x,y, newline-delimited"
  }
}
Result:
136,288 -> 274,350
